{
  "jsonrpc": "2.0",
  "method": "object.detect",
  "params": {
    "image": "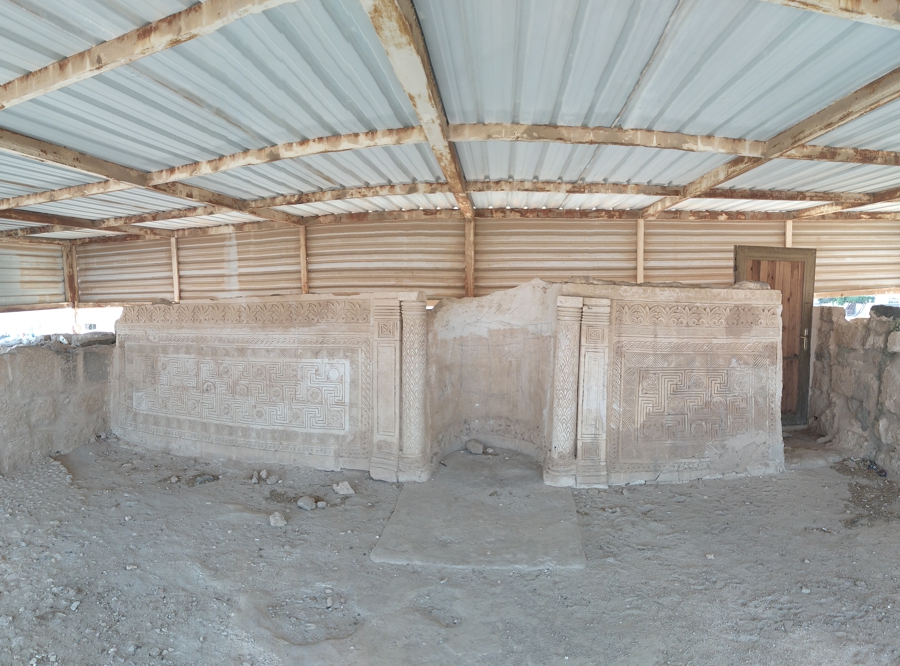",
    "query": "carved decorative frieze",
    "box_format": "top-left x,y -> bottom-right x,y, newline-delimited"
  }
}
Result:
615,302 -> 780,329
545,296 -> 583,486
399,300 -> 428,481
120,300 -> 370,326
